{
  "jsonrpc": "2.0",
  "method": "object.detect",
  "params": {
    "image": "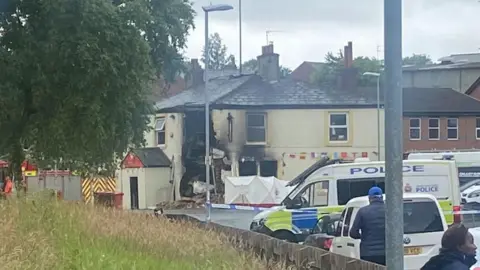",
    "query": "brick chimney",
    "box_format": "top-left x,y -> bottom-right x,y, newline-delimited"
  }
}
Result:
338,41 -> 357,91
257,44 -> 280,83
186,59 -> 204,88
